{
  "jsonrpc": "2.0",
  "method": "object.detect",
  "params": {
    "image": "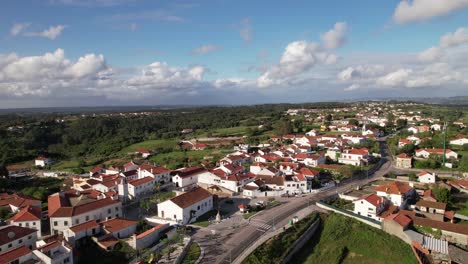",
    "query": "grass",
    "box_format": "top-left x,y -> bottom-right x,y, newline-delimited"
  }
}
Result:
181,242 -> 201,264
119,139 -> 178,154
413,225 -> 442,239
243,213 -> 319,264
51,160 -> 80,170
294,213 -> 417,264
